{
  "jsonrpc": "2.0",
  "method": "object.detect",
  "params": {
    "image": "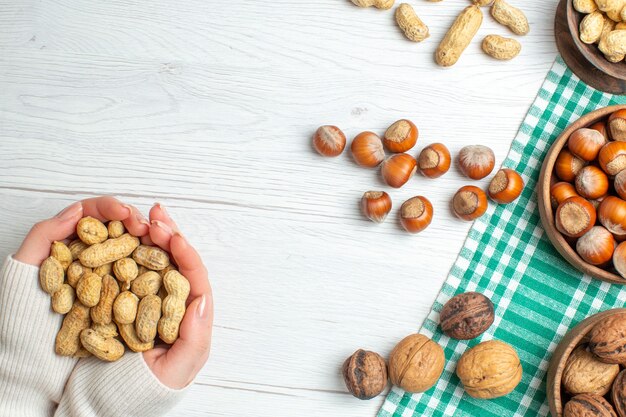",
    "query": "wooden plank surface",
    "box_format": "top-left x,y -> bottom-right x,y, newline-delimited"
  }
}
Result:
0,0 -> 558,415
